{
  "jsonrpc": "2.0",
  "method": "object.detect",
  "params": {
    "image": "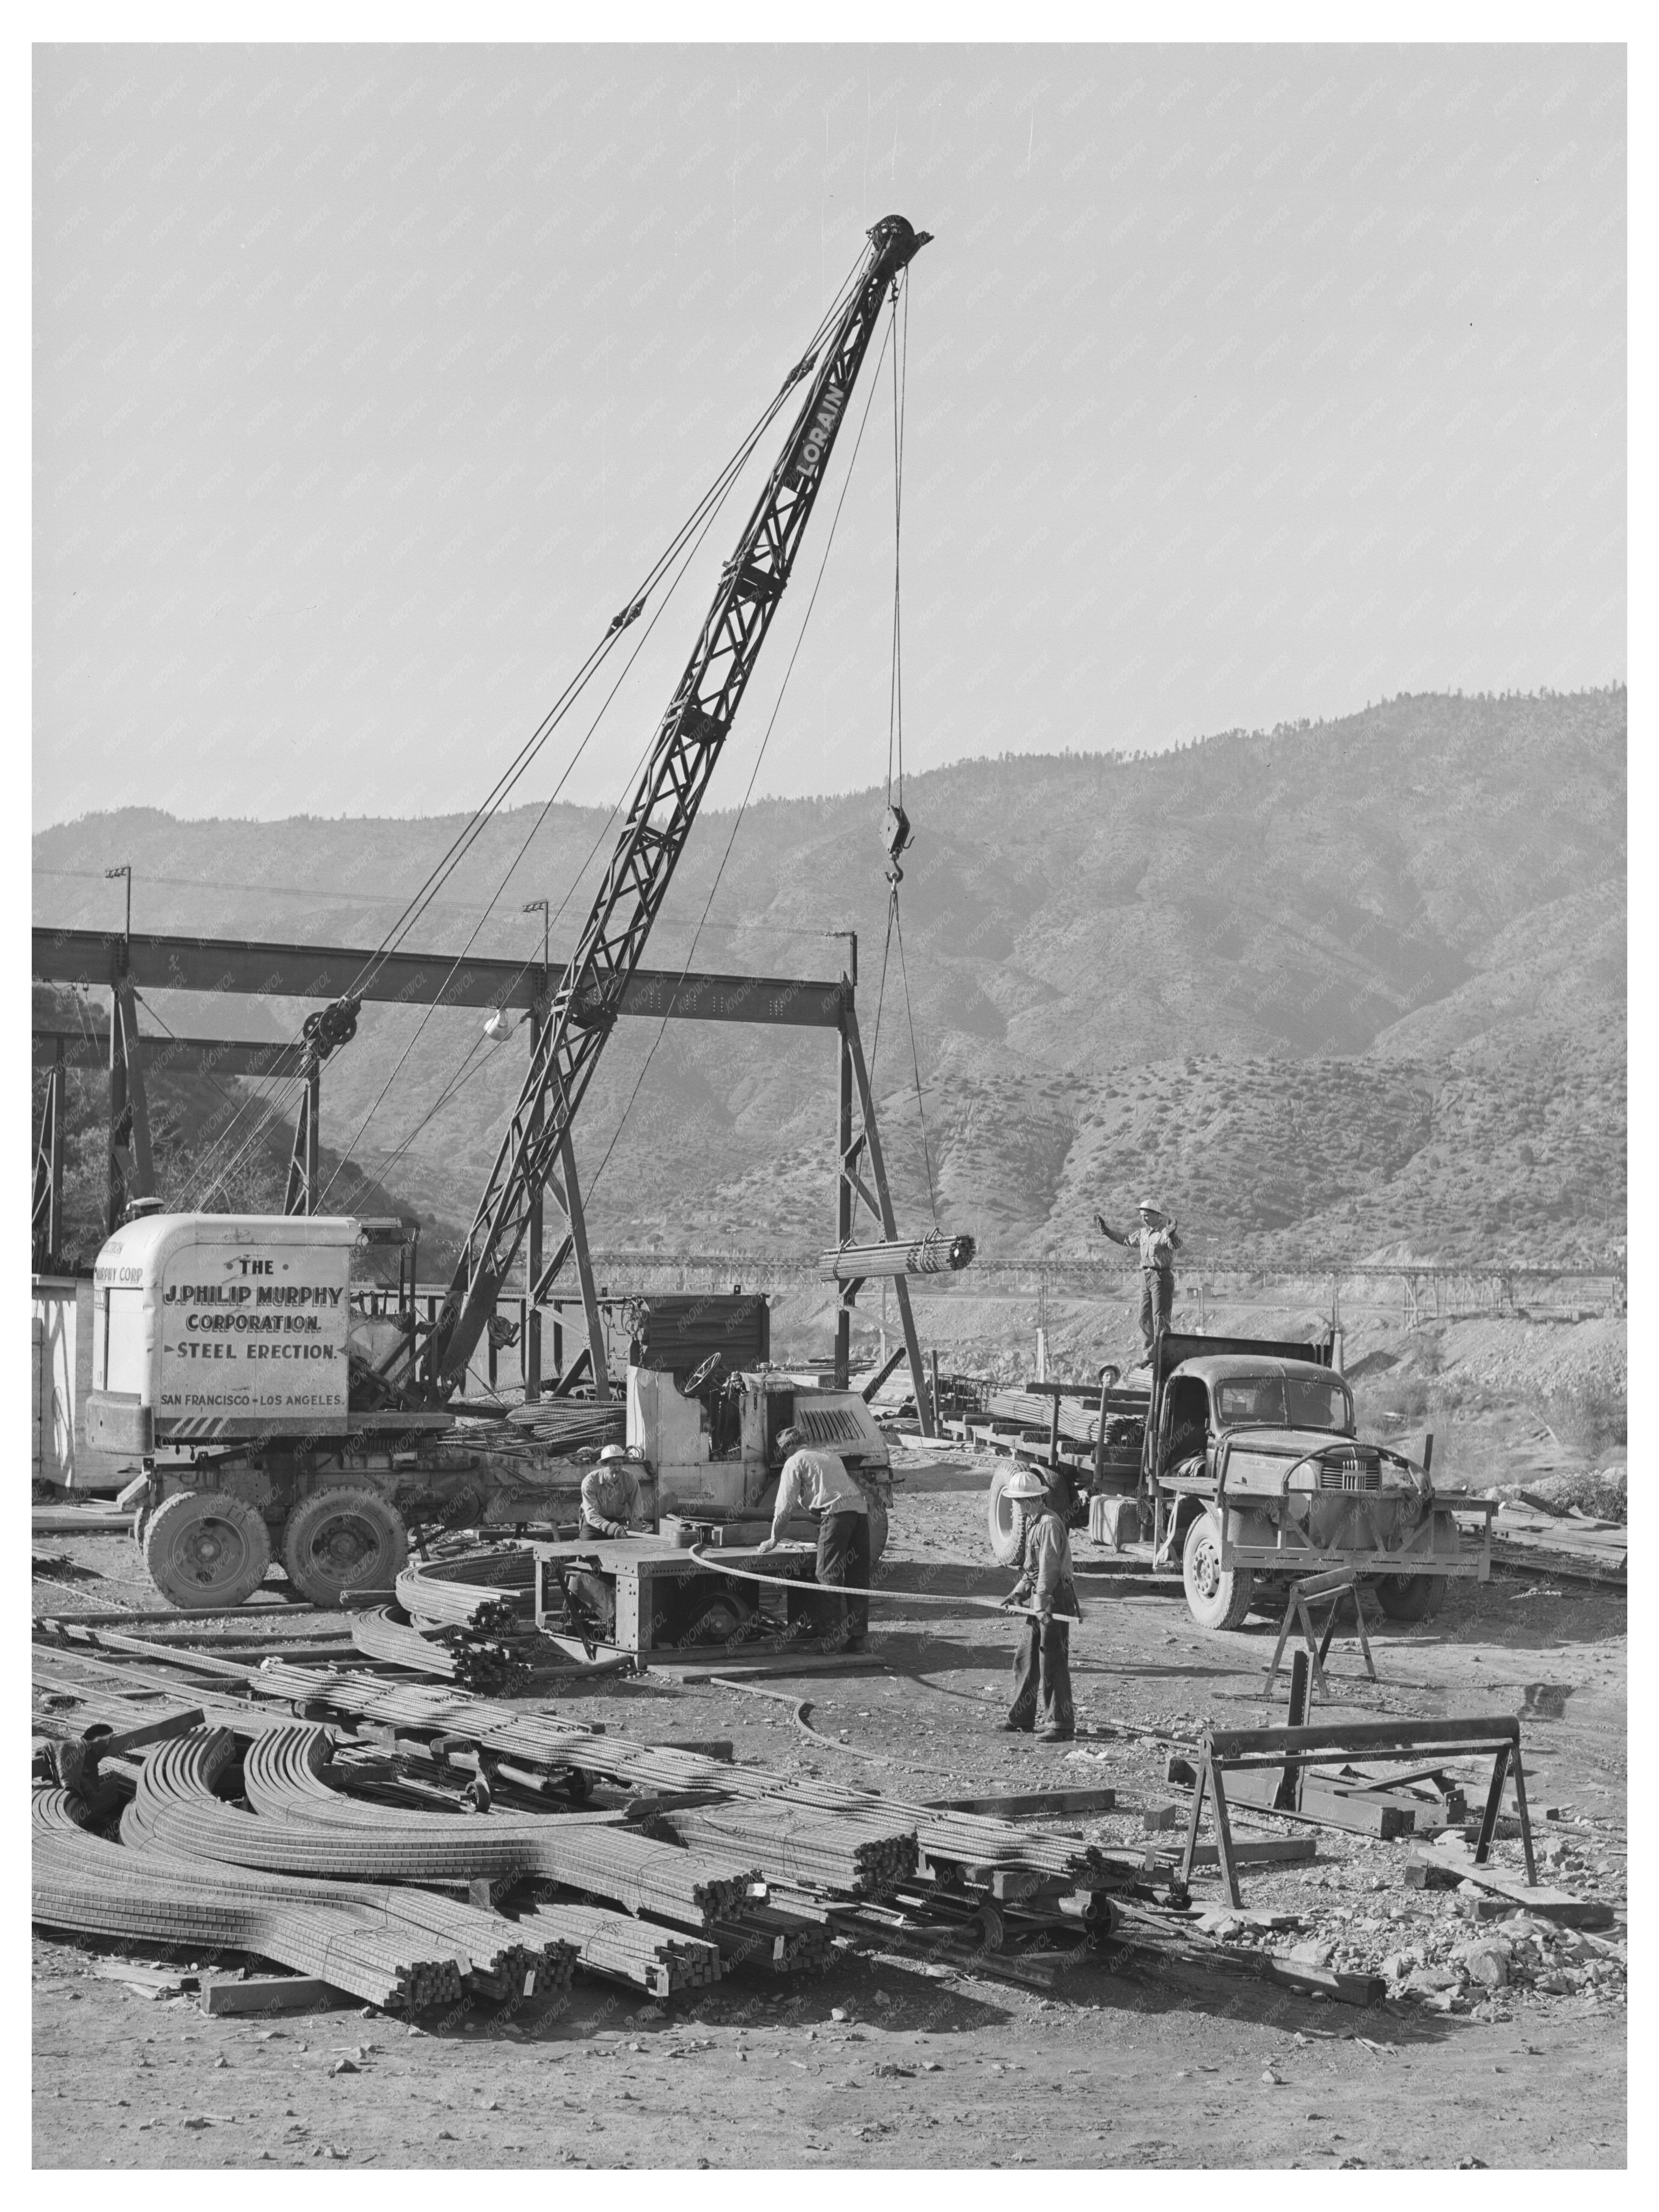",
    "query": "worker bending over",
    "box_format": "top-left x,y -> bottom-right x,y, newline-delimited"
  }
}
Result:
756,1424 -> 870,1654
580,1443 -> 649,1540
1097,1197 -> 1181,1361
1000,1465 -> 1081,1741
